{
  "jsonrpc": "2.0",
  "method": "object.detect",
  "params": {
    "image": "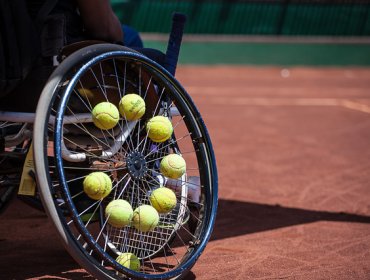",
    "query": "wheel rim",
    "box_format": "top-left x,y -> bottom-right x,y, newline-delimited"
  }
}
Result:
48,50 -> 217,279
